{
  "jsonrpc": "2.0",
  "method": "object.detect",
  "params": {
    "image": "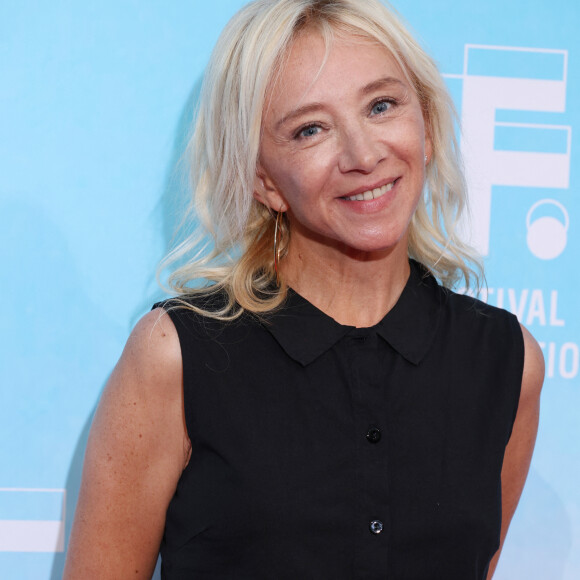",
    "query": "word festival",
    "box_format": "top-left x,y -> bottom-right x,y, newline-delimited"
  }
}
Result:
461,287 -> 579,380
